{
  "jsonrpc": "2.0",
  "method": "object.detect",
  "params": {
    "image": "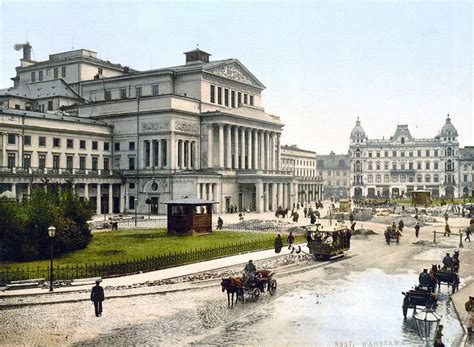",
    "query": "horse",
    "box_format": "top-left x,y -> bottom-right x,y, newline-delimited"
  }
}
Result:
428,264 -> 438,292
221,277 -> 243,307
453,251 -> 460,272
